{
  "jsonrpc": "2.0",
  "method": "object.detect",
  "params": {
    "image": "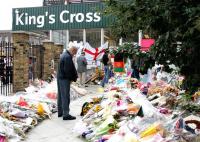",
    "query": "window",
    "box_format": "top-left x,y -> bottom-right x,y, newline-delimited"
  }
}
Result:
52,31 -> 66,43
86,29 -> 100,47
69,29 -> 83,43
